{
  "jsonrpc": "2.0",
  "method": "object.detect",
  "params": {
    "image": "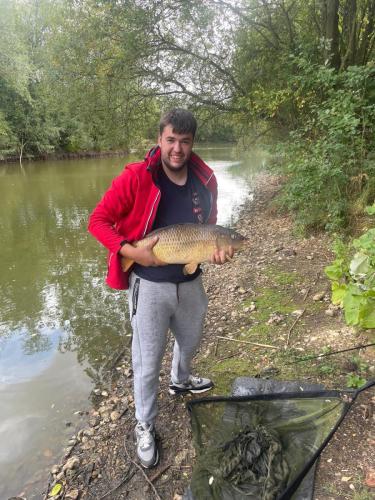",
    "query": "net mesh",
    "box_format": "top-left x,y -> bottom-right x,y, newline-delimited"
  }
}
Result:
188,395 -> 346,500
